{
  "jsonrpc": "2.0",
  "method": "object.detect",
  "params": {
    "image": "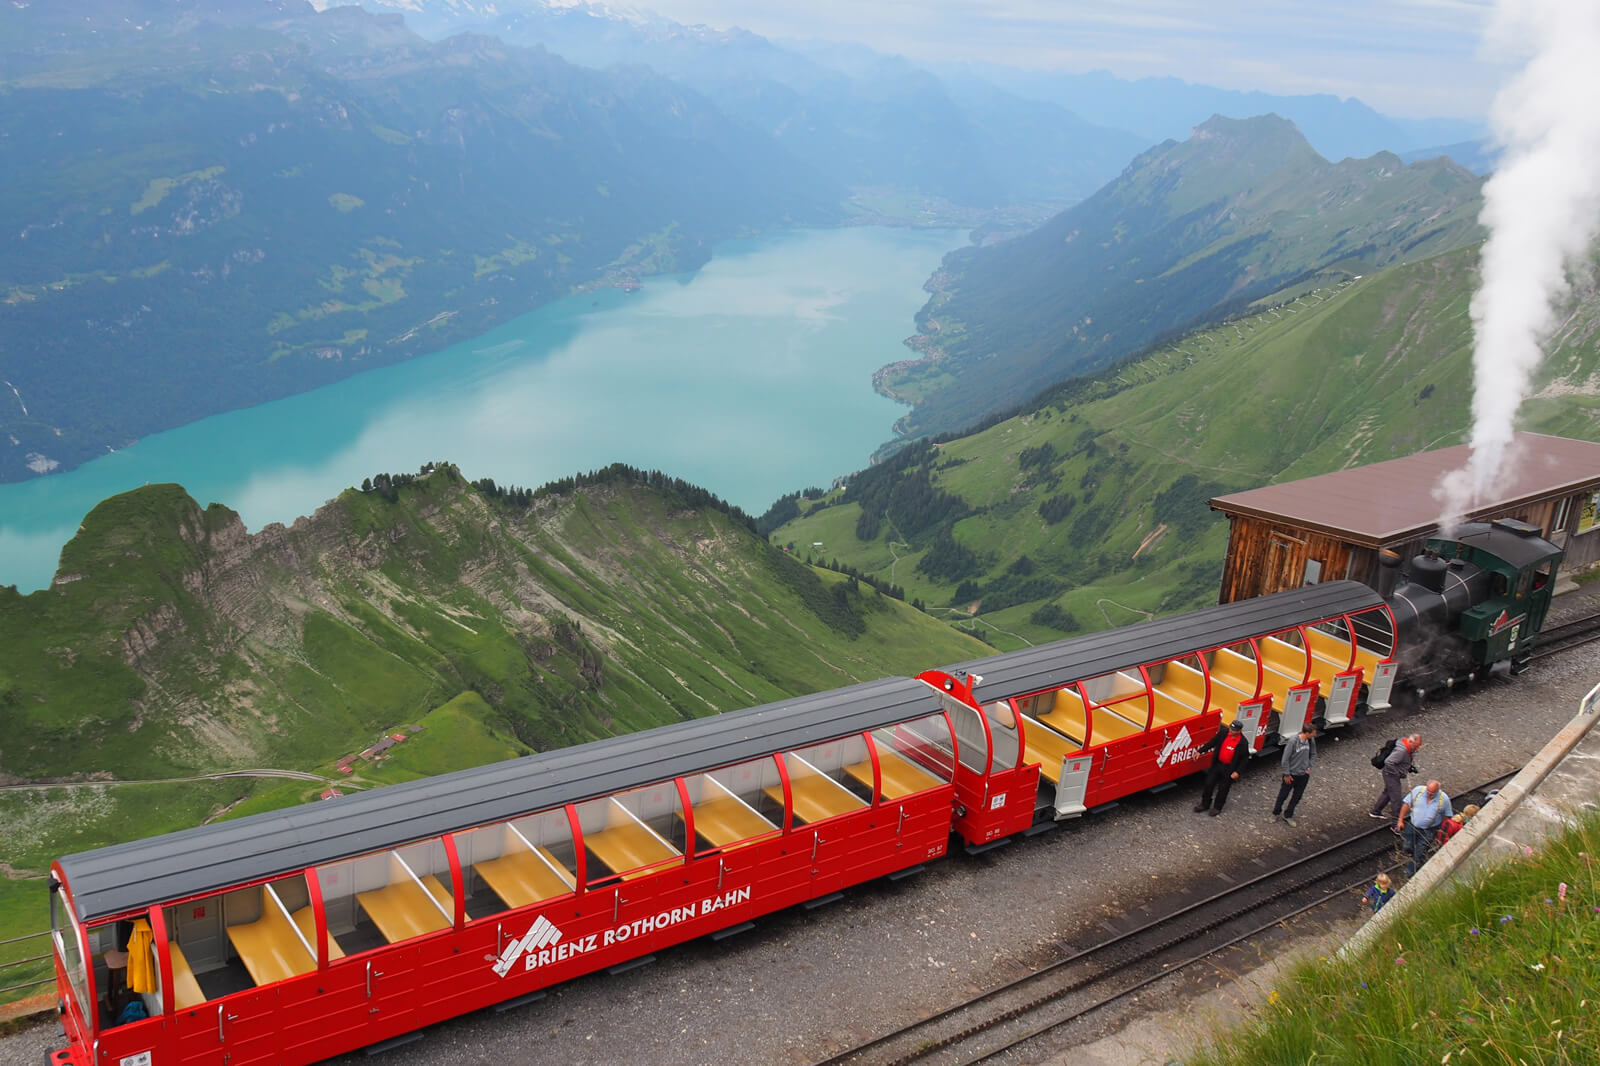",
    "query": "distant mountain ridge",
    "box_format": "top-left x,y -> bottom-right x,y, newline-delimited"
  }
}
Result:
886,115 -> 1487,439
0,0 -> 841,483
